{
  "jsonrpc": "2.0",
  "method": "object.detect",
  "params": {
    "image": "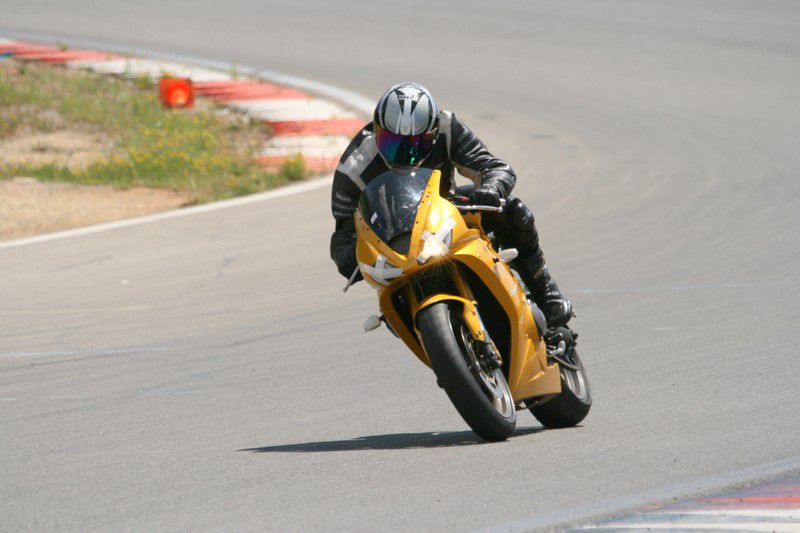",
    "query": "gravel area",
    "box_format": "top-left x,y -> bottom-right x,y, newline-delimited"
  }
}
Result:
0,128 -> 111,169
0,177 -> 190,240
